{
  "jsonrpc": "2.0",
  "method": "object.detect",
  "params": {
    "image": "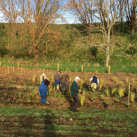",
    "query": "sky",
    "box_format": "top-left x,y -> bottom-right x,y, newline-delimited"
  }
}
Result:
0,9 -> 80,24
